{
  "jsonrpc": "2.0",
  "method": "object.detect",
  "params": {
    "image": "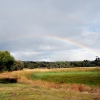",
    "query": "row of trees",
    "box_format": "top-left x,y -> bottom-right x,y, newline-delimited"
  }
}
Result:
0,50 -> 100,72
24,58 -> 100,69
24,61 -> 71,69
71,58 -> 100,67
0,51 -> 24,72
